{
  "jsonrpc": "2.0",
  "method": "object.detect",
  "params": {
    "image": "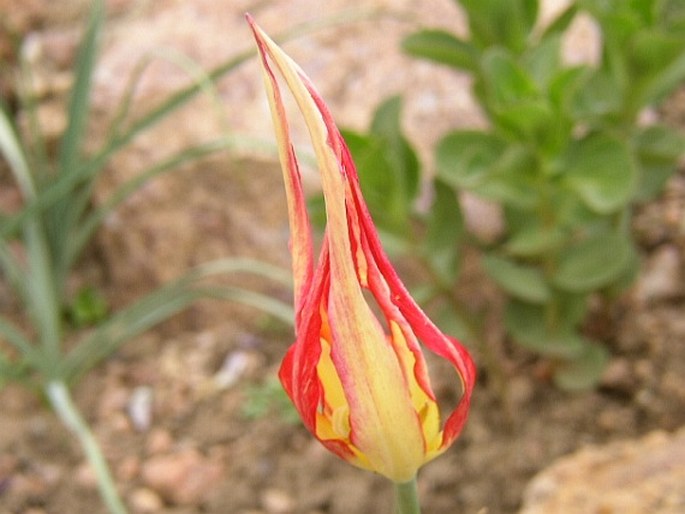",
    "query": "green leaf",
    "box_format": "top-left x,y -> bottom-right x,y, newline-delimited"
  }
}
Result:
540,2 -> 578,39
57,0 -> 104,179
460,0 -> 539,52
64,259 -> 294,381
0,316 -> 41,366
564,132 -> 637,213
337,97 -> 419,237
0,105 -> 35,198
662,0 -> 685,30
494,99 -> 555,142
522,34 -> 562,88
481,48 -> 539,109
548,66 -> 588,112
630,29 -> 685,106
370,96 -> 420,204
604,245 -> 640,297
402,30 -> 478,71
570,70 -> 623,119
504,299 -> 587,358
548,187 -> 600,228
342,130 -> 407,234
639,51 -> 685,107
307,194 -> 326,230
553,230 -> 634,292
553,341 -> 610,391
423,179 -> 464,284
436,130 -> 507,189
473,145 -> 539,209
633,124 -> 685,200
634,124 -> 685,160
630,28 -> 685,75
483,254 -> 551,303
68,286 -> 108,328
505,226 -> 566,257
